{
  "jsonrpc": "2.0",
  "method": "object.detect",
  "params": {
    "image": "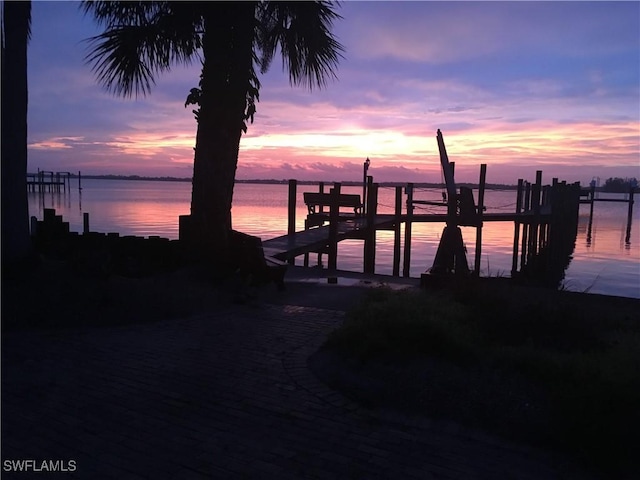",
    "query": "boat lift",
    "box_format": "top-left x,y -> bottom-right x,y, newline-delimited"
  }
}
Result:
428,129 -> 485,276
